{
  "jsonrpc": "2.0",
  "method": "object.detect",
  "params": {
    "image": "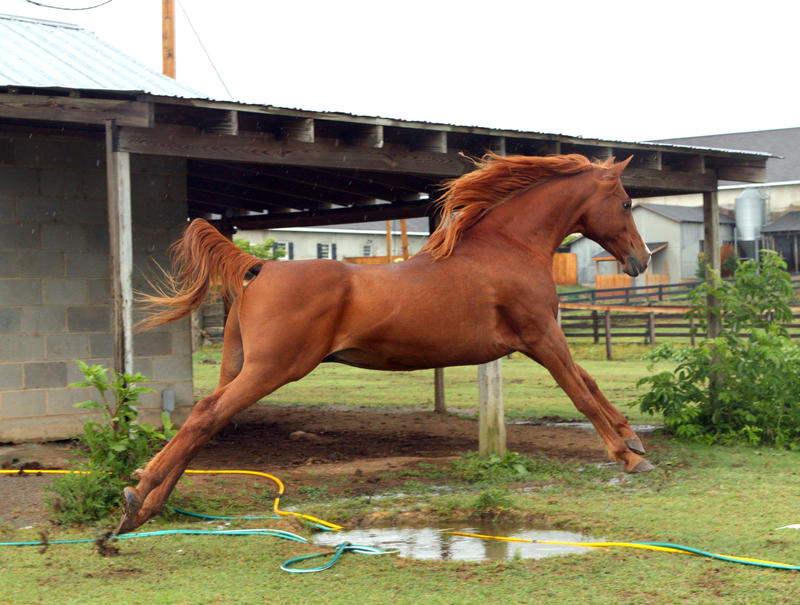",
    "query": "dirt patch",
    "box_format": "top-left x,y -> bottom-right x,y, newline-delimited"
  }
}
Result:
0,405 -> 624,527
